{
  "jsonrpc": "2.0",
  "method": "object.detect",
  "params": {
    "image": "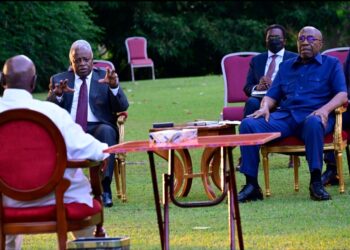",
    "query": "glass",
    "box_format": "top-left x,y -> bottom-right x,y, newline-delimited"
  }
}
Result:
72,57 -> 91,64
298,35 -> 321,43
